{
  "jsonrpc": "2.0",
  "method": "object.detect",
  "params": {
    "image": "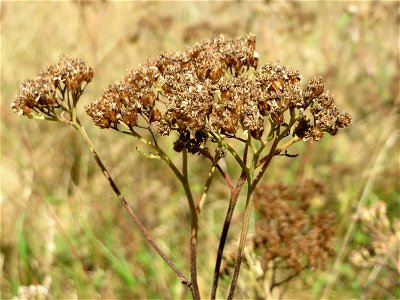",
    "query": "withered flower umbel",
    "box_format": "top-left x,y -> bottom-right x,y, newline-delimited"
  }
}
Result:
86,33 -> 351,150
252,179 -> 336,274
12,56 -> 93,120
220,179 -> 336,296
